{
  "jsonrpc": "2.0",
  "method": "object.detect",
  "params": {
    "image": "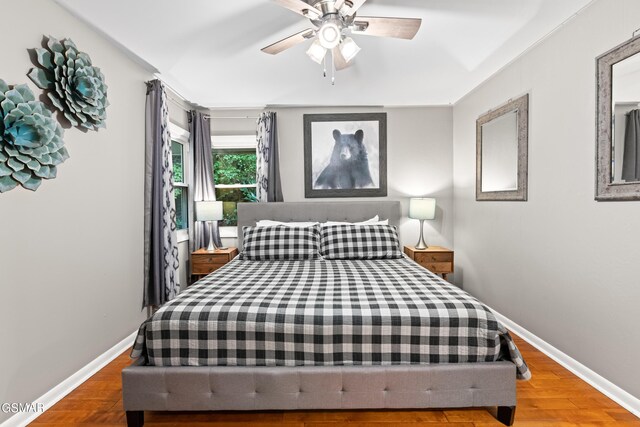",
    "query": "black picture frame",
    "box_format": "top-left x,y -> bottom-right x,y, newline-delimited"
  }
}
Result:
304,113 -> 387,198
